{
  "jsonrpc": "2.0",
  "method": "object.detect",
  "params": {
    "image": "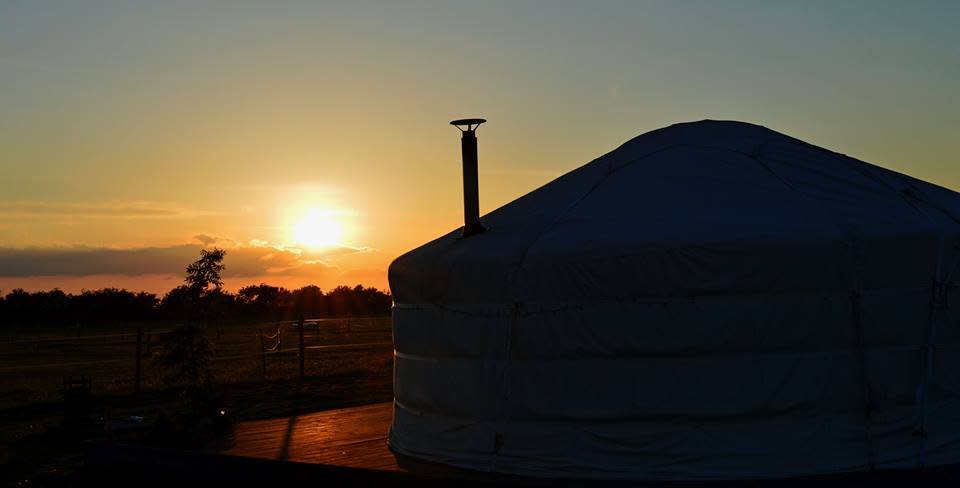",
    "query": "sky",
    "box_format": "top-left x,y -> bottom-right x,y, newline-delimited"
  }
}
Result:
1,1 -> 958,295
